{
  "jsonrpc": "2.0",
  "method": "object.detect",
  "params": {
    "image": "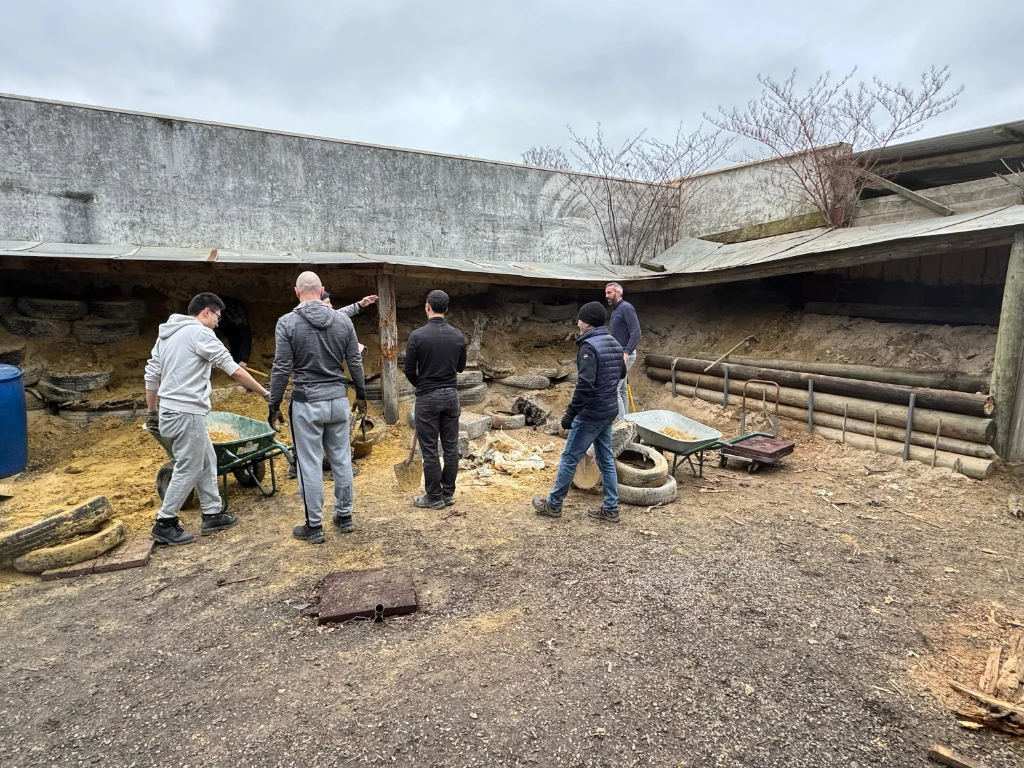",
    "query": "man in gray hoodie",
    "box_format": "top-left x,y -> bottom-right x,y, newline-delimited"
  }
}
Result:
144,293 -> 270,546
269,271 -> 367,545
